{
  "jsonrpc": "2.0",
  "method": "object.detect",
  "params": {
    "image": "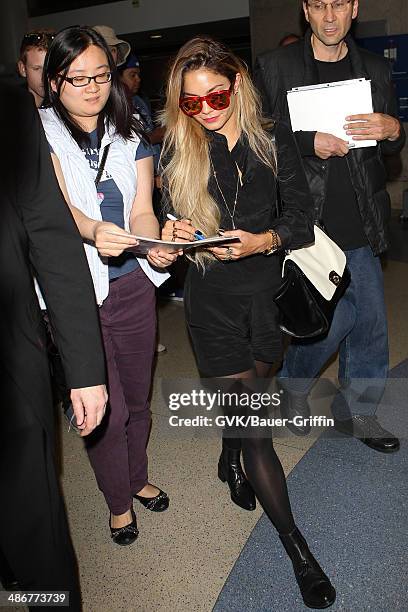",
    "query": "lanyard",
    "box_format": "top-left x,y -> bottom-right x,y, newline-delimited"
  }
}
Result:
94,143 -> 111,187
